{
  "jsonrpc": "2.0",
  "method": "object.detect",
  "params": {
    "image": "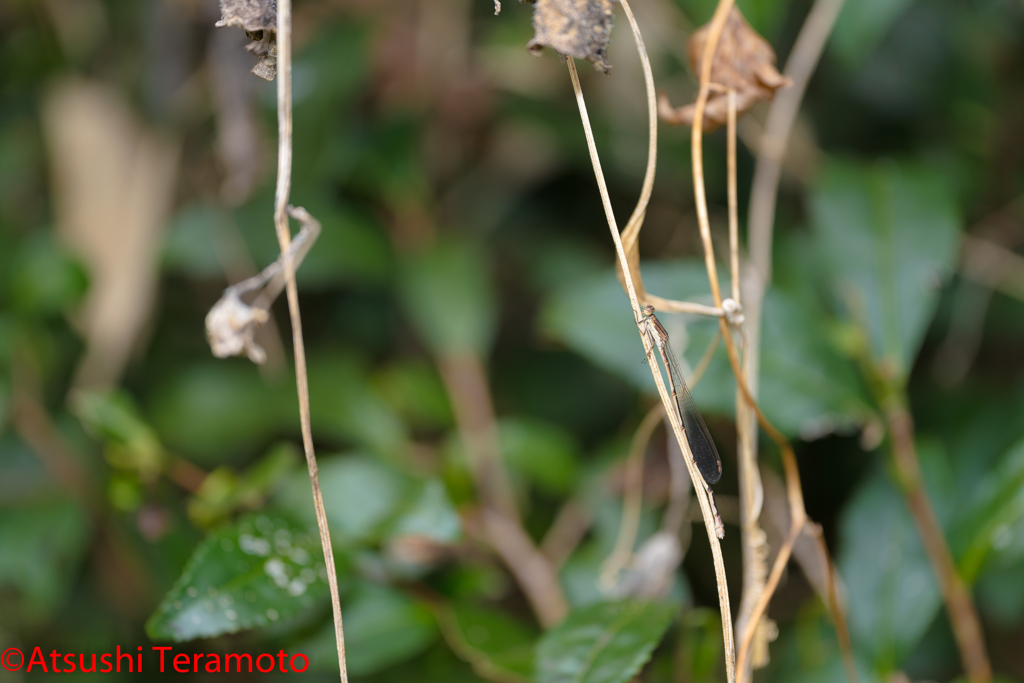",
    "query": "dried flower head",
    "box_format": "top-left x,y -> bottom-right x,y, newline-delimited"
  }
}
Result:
205,293 -> 269,364
215,0 -> 277,32
659,7 -> 791,131
215,0 -> 278,81
527,0 -> 615,74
